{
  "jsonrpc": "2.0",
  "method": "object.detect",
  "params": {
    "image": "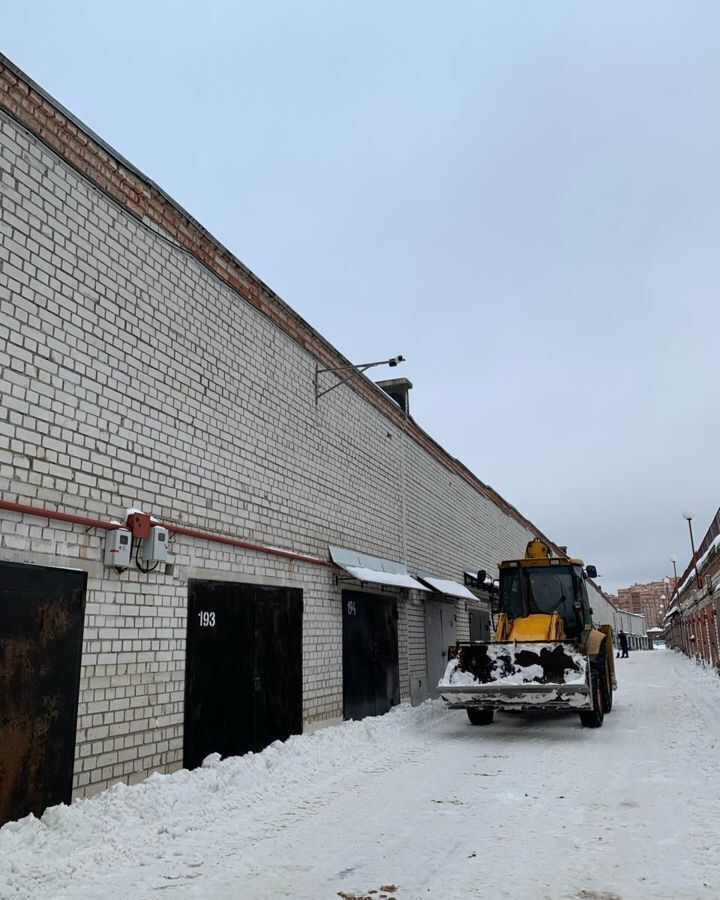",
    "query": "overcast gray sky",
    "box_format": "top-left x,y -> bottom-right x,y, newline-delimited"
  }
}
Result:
4,1 -> 719,593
